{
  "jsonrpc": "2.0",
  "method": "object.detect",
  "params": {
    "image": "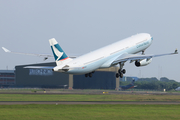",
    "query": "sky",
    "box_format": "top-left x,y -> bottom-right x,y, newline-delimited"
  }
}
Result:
0,0 -> 179,81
